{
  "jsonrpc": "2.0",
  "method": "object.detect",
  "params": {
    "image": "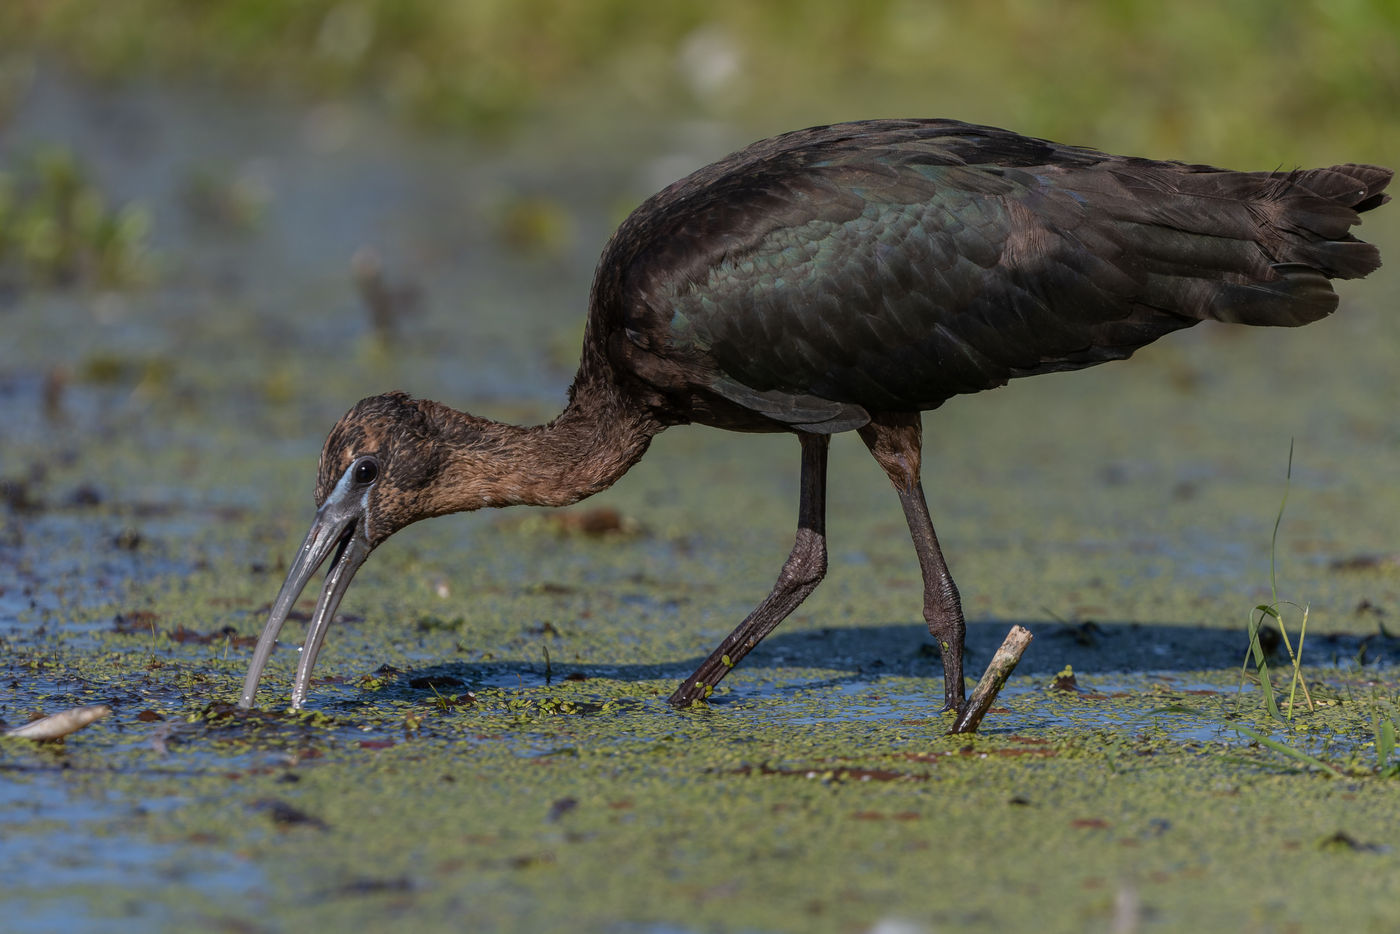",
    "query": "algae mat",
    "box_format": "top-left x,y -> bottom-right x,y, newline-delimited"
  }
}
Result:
4,70 -> 1400,933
